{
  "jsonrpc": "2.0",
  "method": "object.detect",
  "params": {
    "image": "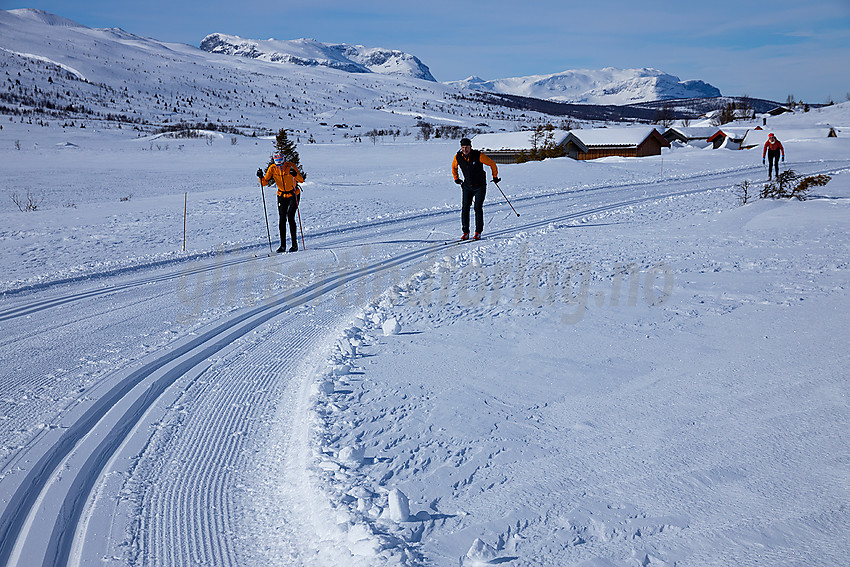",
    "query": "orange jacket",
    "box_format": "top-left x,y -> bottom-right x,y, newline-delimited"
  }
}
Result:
452,151 -> 498,183
763,138 -> 784,158
263,162 -> 304,197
